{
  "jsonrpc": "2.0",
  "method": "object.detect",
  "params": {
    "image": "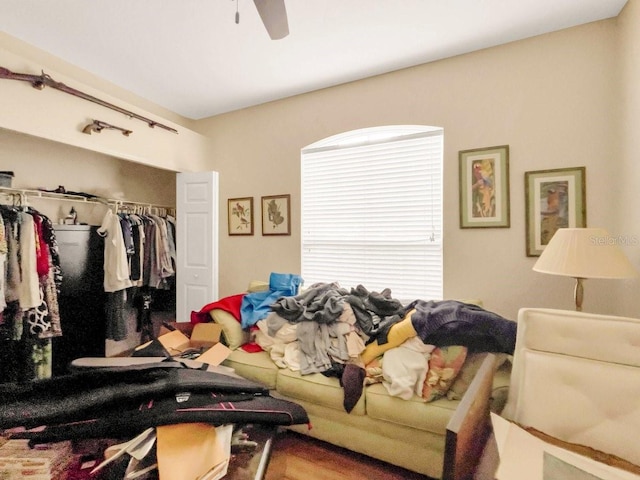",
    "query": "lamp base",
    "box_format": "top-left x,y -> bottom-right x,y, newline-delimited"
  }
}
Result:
574,277 -> 584,311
